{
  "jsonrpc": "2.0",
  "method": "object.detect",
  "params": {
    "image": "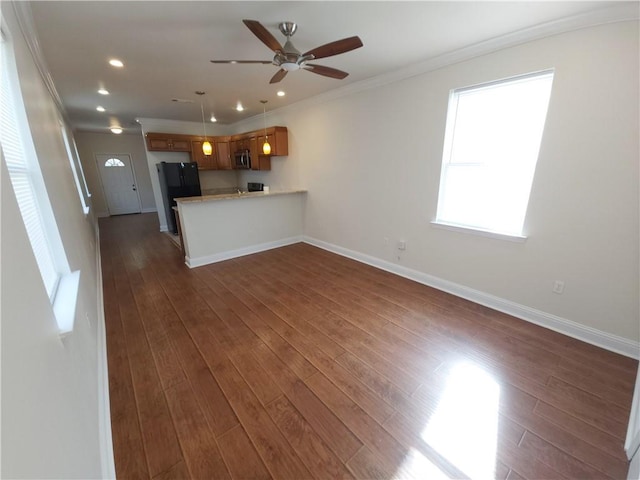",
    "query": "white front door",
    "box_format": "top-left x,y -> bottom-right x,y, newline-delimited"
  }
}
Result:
96,154 -> 141,215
